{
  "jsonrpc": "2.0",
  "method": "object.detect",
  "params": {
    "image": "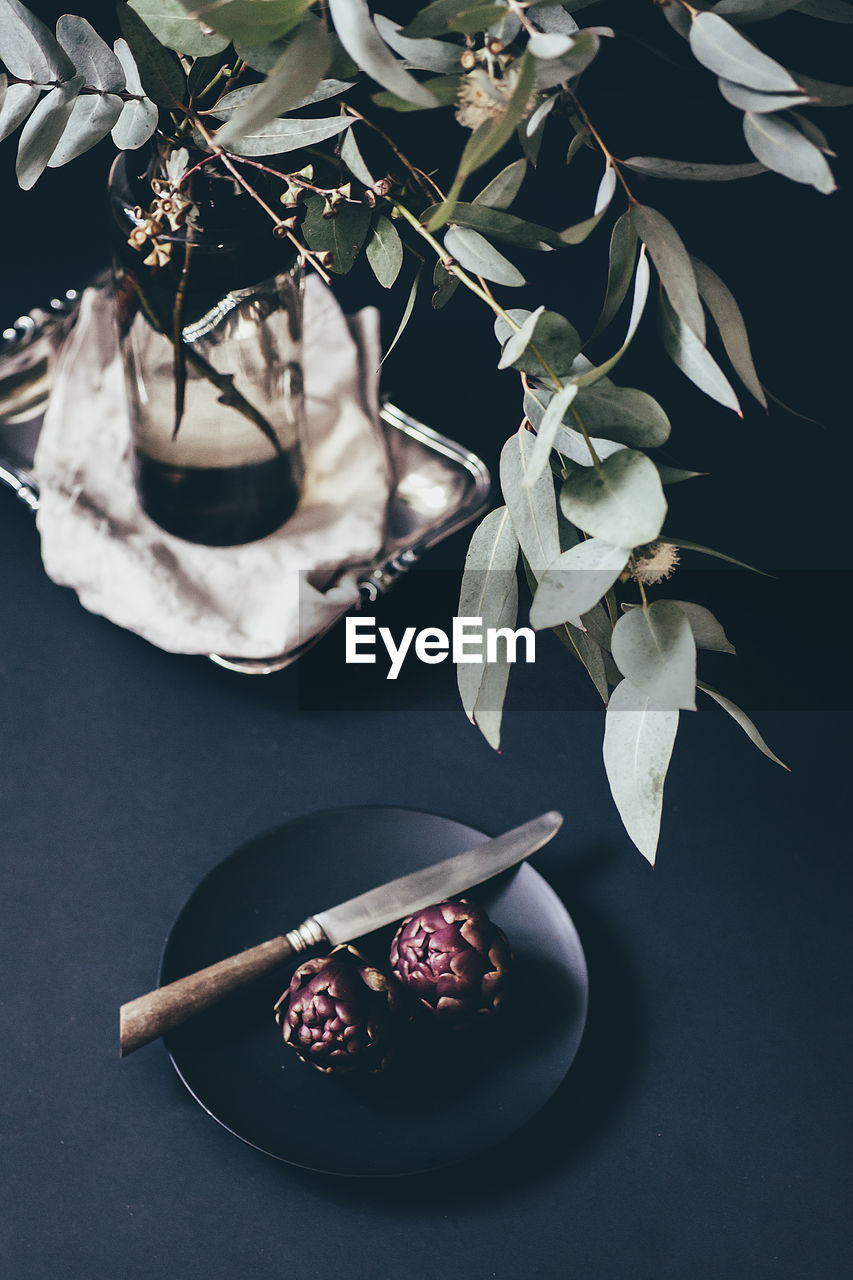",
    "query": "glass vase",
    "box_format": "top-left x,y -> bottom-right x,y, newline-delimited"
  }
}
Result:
109,147 -> 305,546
